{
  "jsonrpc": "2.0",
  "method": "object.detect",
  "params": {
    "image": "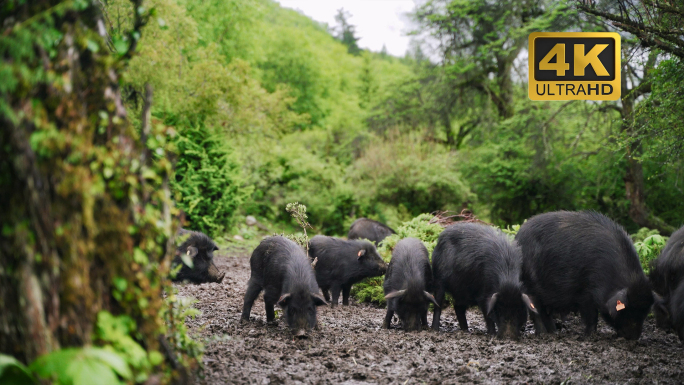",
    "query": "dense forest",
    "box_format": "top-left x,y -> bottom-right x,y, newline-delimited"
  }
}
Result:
1,0 -> 683,383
